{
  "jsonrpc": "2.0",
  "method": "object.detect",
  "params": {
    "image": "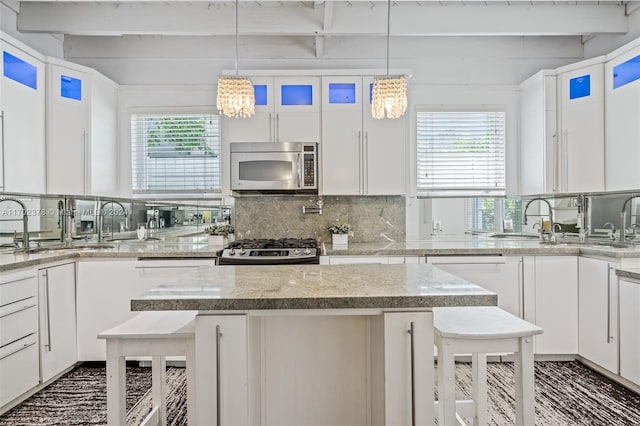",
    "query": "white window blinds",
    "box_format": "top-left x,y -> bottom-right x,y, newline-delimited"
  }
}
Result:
131,113 -> 221,194
417,111 -> 506,196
